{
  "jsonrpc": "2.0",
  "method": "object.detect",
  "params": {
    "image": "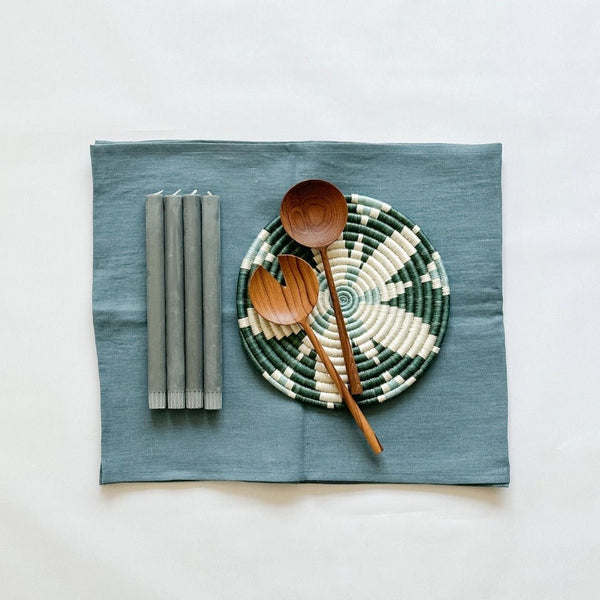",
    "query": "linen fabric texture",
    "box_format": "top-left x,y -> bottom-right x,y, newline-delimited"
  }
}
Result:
90,140 -> 509,485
